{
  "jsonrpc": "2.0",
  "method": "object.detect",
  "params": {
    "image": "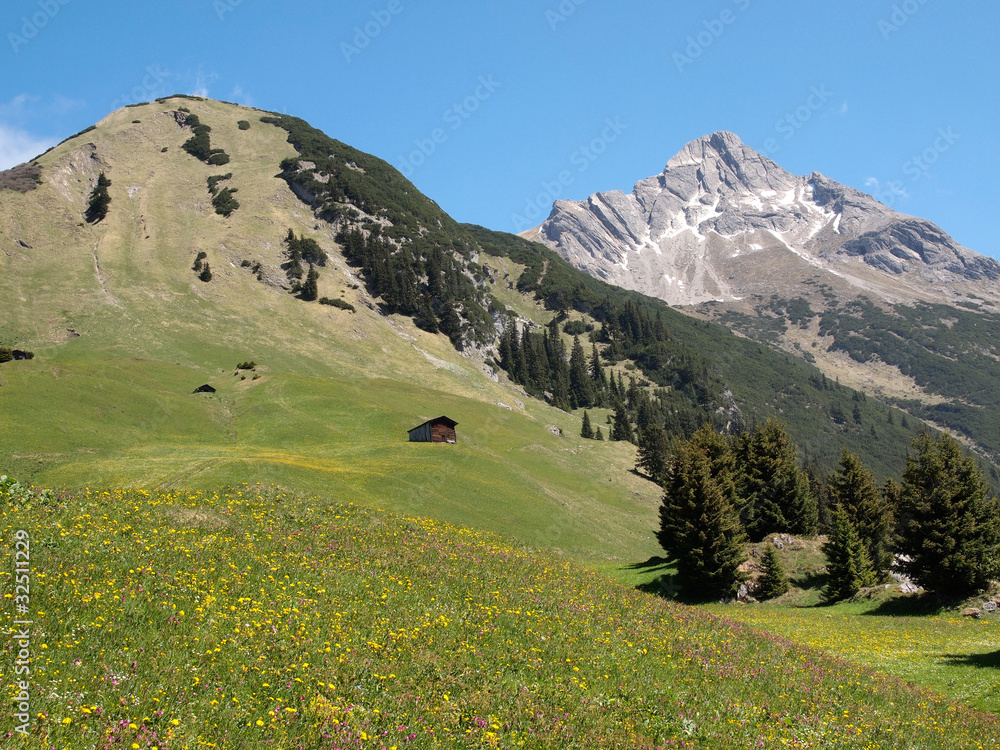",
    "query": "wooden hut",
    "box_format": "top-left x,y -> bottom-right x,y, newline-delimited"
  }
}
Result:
408,416 -> 458,444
